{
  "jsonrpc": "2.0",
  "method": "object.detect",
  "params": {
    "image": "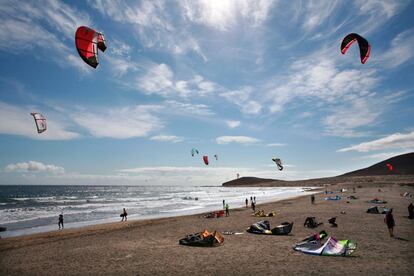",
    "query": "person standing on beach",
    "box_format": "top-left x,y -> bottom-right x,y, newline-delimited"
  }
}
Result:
311,195 -> 315,204
384,208 -> 395,237
58,214 -> 64,230
223,200 -> 225,209
245,198 -> 248,208
254,196 -> 256,203
251,201 -> 256,213
121,208 -> 128,222
408,203 -> 414,219
225,204 -> 230,217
